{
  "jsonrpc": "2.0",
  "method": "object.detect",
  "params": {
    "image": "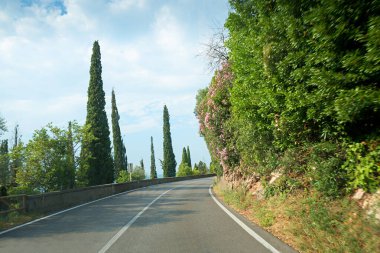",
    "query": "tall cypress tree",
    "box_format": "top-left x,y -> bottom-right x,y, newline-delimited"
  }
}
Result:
111,89 -> 126,179
186,146 -> 191,168
81,41 -> 114,186
0,140 -> 9,185
140,159 -> 144,171
10,125 -> 21,186
122,142 -> 128,175
162,105 -> 176,177
150,136 -> 157,179
65,121 -> 75,189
